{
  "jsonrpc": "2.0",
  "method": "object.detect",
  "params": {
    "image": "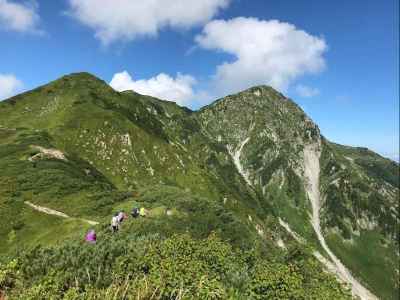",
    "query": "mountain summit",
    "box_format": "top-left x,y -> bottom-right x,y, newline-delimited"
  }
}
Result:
0,73 -> 398,299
